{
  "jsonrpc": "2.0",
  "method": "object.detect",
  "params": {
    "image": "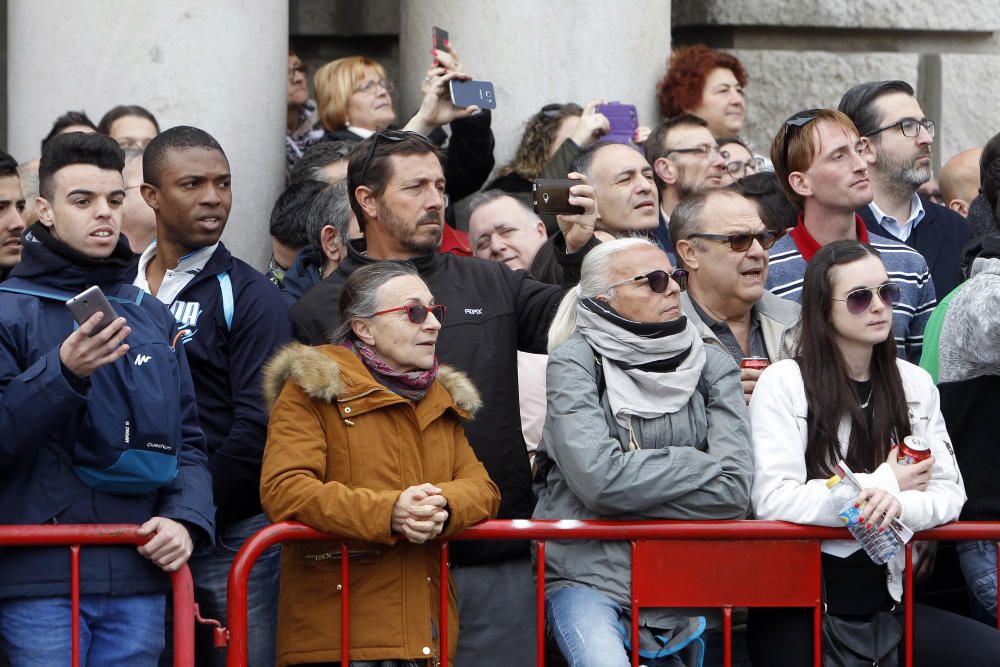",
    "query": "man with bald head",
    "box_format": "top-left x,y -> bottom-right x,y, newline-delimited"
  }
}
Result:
940,148 -> 982,218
